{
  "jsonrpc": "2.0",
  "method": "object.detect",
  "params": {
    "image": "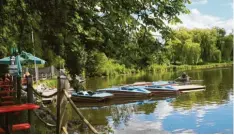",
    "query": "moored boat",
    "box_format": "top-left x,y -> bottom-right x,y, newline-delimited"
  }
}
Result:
71,91 -> 113,102
151,81 -> 178,86
125,81 -> 178,87
143,85 -> 180,95
97,86 -> 152,98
